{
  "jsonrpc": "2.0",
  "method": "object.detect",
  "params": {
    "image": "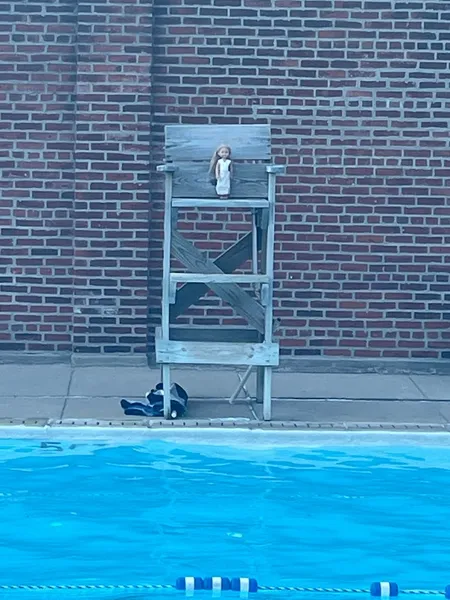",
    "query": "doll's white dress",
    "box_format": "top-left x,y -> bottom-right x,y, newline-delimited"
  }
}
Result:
216,158 -> 231,196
